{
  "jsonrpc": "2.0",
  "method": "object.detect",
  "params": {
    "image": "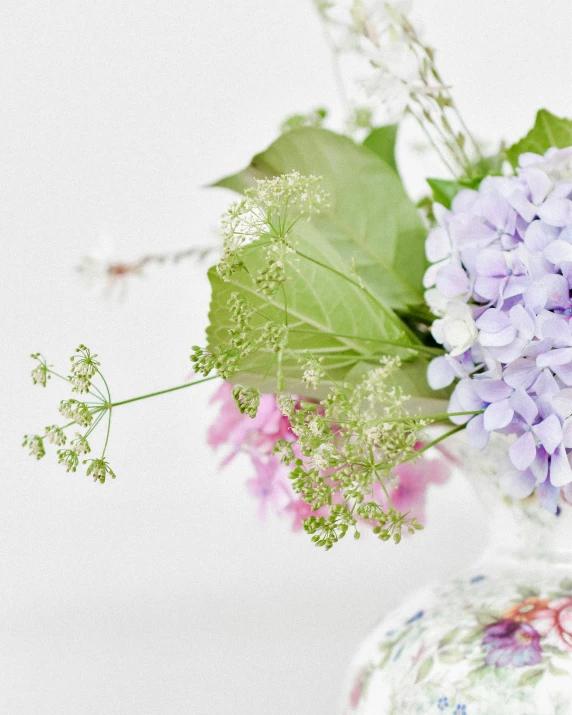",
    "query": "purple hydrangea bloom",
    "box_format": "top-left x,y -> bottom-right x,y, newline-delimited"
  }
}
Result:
425,147 -> 572,510
482,619 -> 542,667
